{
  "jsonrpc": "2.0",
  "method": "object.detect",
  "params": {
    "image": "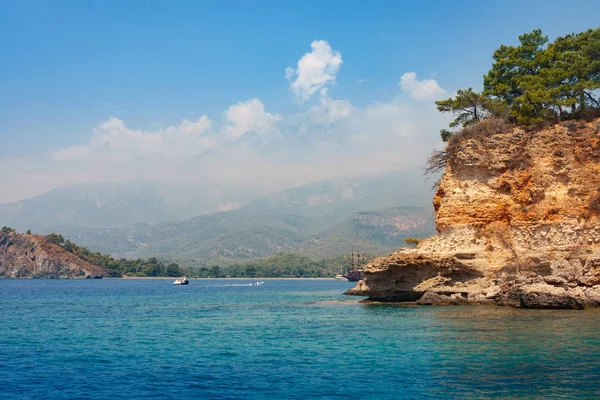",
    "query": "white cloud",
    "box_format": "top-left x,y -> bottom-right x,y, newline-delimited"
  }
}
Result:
286,40 -> 342,103
178,116 -> 213,135
2,94 -> 450,203
52,115 -> 214,162
318,89 -> 353,121
52,145 -> 91,162
223,98 -> 281,139
0,36 -> 460,203
2,81 -> 453,203
399,72 -> 446,101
